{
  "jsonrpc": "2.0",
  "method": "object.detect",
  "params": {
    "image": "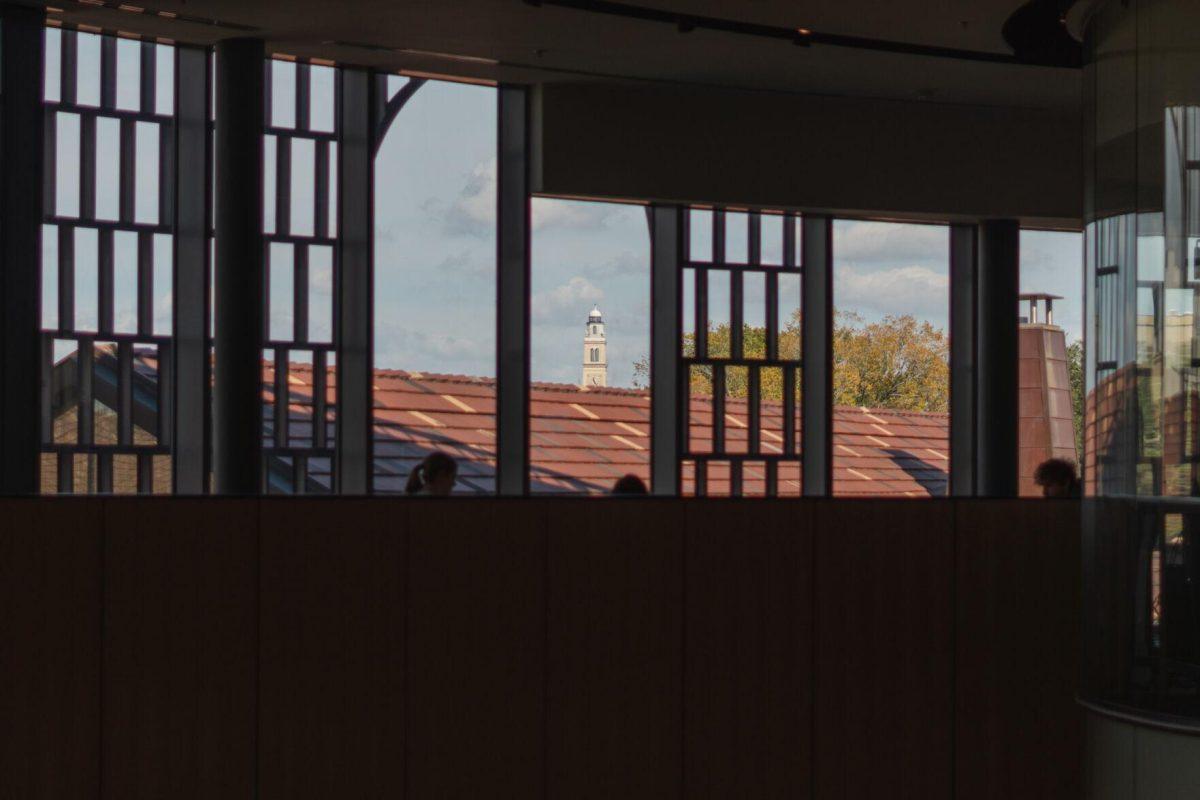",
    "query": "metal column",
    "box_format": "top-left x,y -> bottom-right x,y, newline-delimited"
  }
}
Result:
213,38 -> 265,495
949,223 -> 977,496
650,204 -> 681,495
802,214 -> 832,496
337,68 -> 372,494
173,45 -> 210,494
496,85 -> 530,496
0,5 -> 45,494
976,219 -> 1020,497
